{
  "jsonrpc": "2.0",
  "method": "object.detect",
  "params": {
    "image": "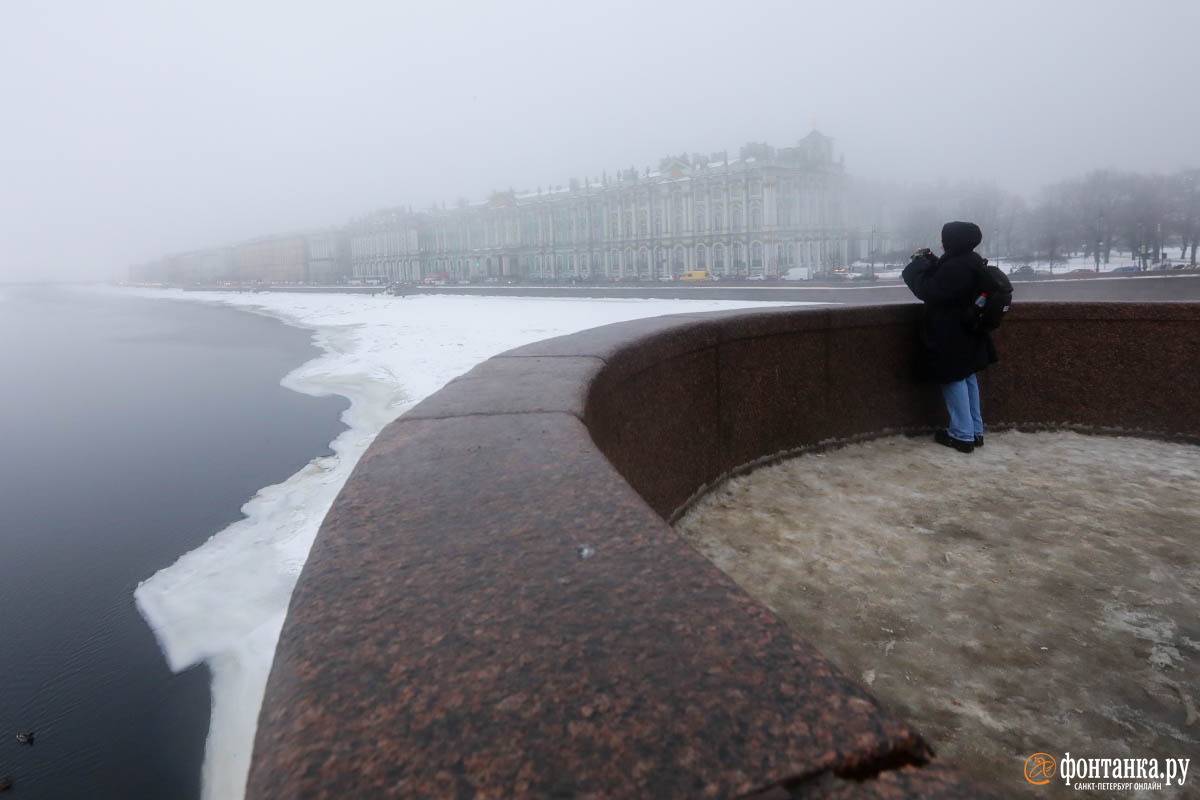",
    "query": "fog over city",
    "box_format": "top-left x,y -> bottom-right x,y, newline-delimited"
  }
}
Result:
2,0 -> 1197,282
